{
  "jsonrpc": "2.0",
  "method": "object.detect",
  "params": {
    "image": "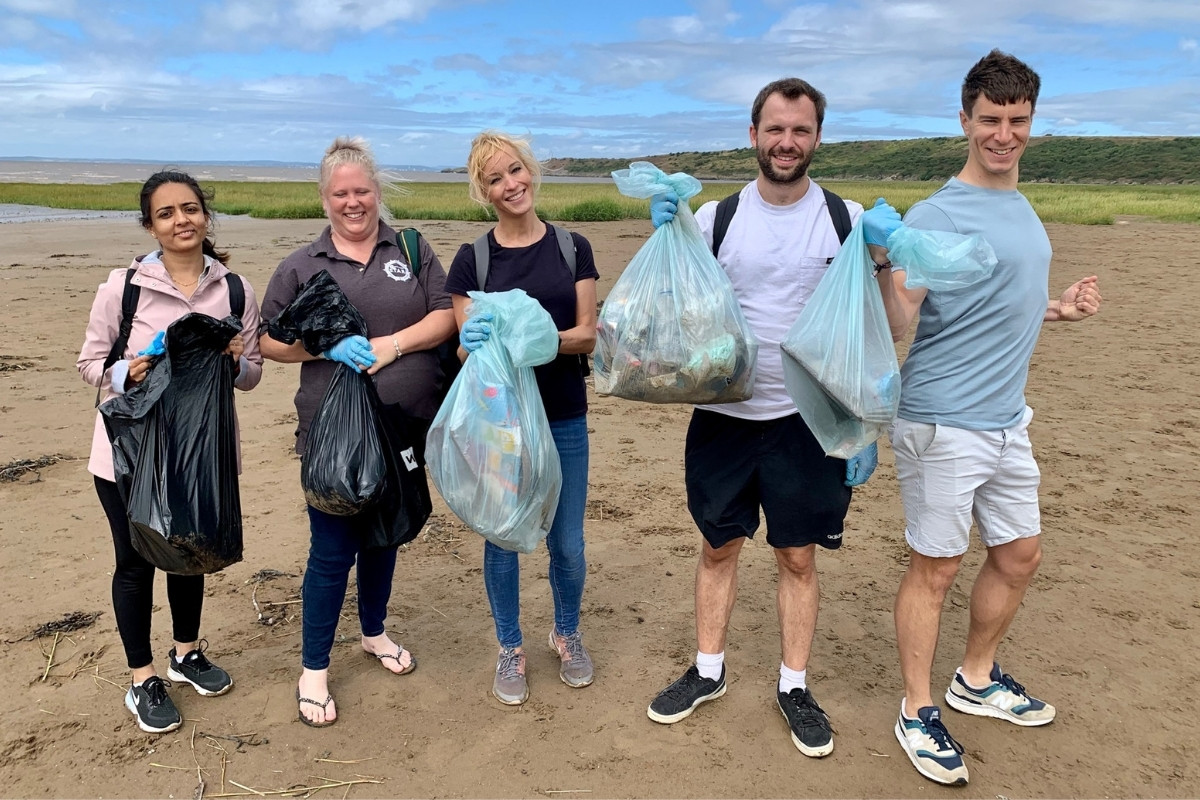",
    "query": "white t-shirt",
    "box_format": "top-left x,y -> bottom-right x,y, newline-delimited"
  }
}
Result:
695,179 -> 864,421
